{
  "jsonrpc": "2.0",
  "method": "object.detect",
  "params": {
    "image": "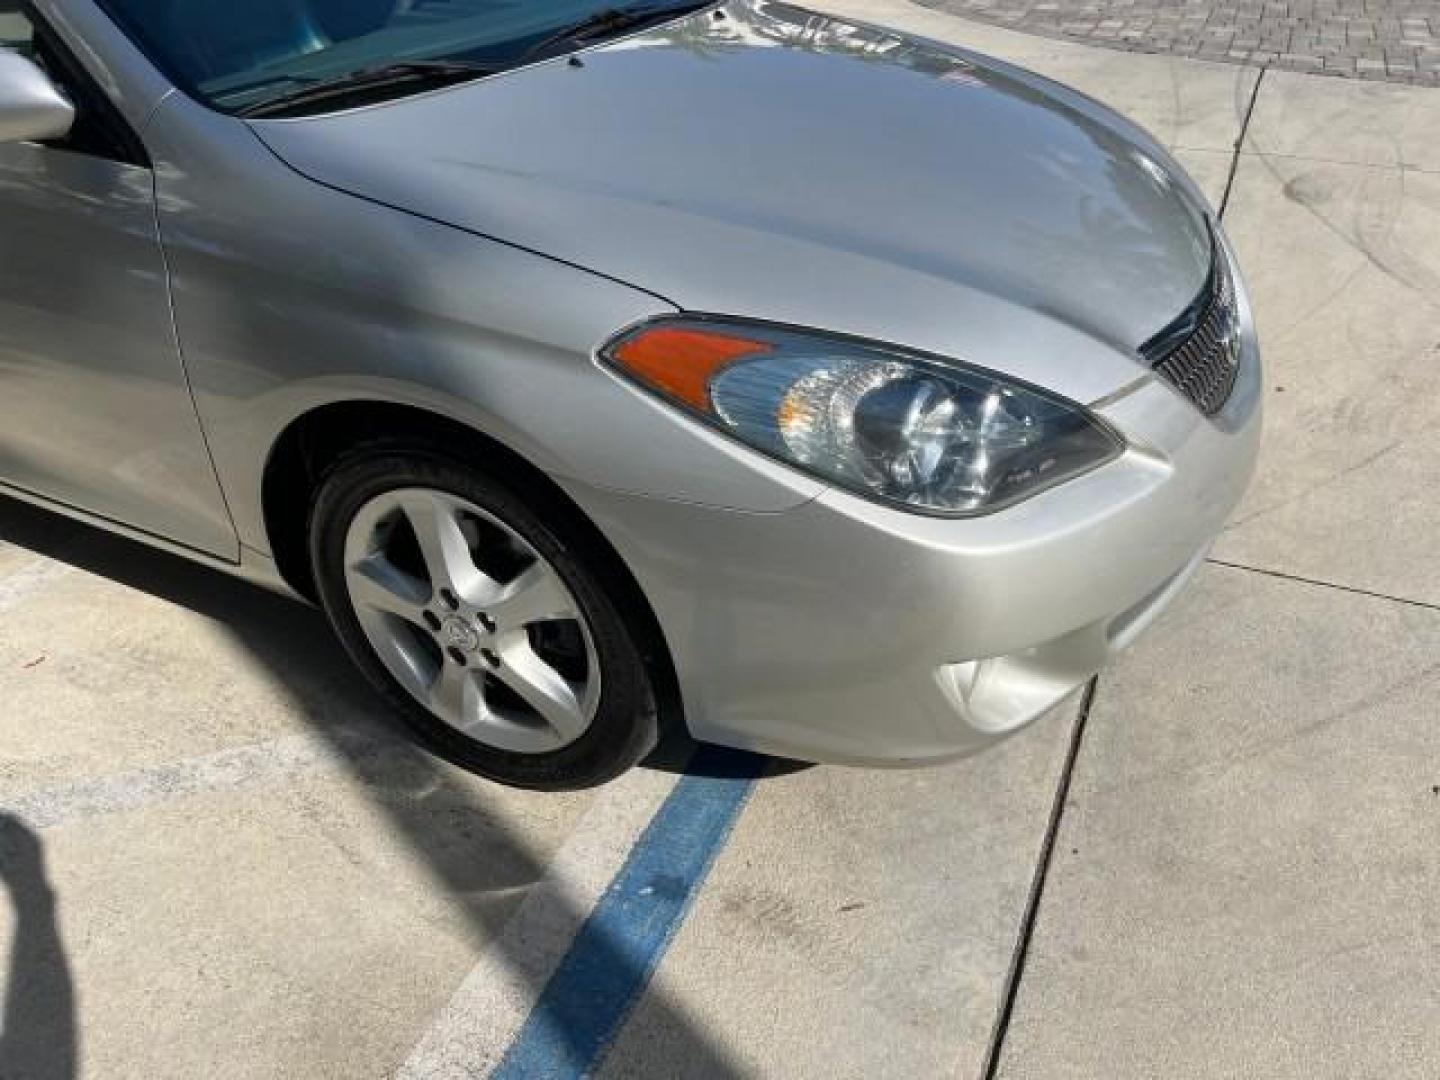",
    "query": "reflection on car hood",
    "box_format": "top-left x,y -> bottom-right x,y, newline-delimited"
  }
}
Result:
252,0 -> 1211,362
